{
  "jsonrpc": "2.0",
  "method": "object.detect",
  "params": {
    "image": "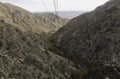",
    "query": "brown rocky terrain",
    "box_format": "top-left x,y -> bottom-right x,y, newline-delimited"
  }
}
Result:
0,21 -> 75,79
